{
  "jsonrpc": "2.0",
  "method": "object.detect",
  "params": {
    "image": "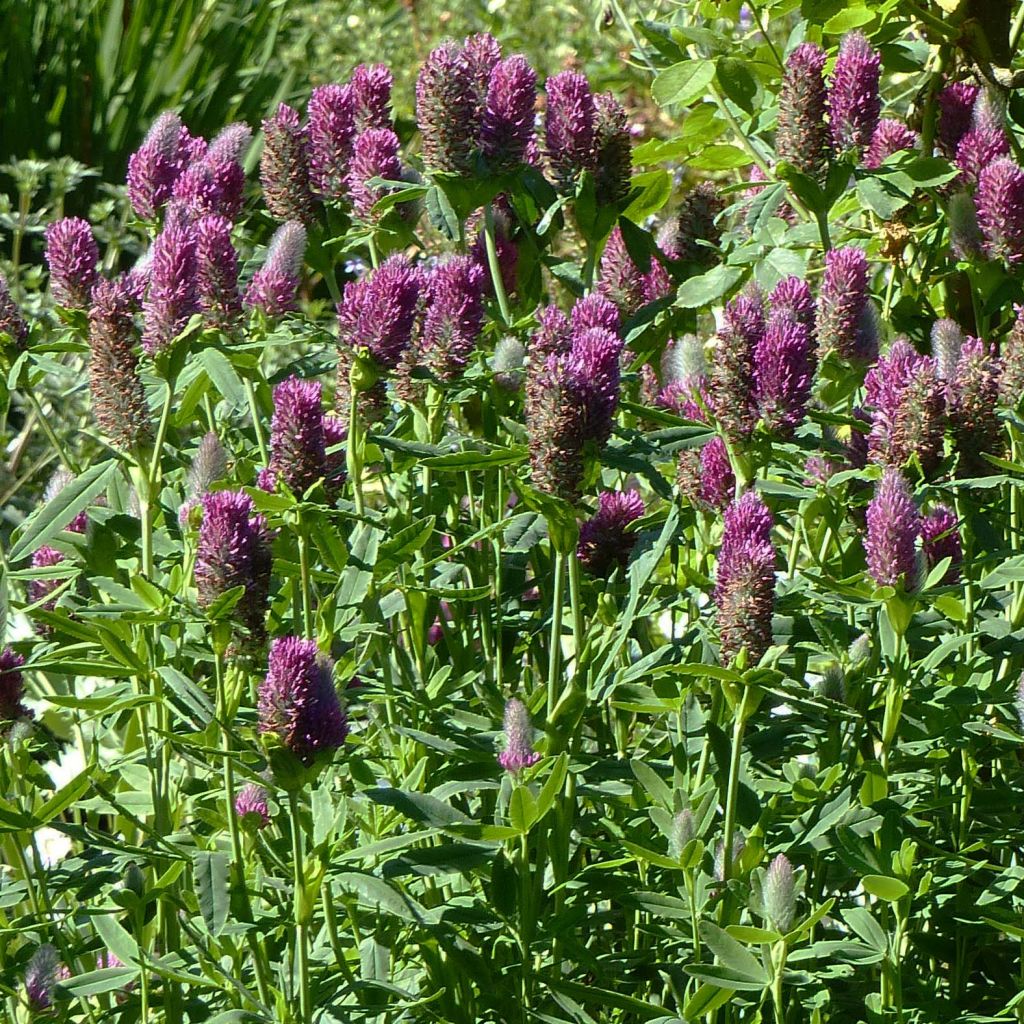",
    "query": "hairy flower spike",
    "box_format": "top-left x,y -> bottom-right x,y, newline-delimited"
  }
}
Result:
763,855 -> 796,934
956,127 -> 1009,189
498,697 -> 541,772
88,277 -> 152,449
0,272 -> 27,346
829,31 -> 881,155
142,220 -> 198,354
657,182 -> 724,267
308,84 -> 357,201
0,647 -> 28,722
347,128 -> 402,221
817,247 -> 871,359
864,119 -> 918,169
710,288 -> 765,442
578,490 -> 644,576
195,215 -> 241,327
597,226 -> 645,316
949,190 -> 985,260
245,221 -> 306,316
173,127 -> 248,221
481,55 -> 537,172
544,71 -> 596,192
948,336 -> 1002,473
976,157 -> 1024,264
25,943 -> 59,1011
776,42 -> 830,181
921,504 -> 961,583
351,64 -> 393,130
45,217 -> 98,309
180,431 -> 228,523
715,491 -> 775,664
195,490 -> 272,645
938,81 -> 980,157
417,41 -> 480,174
754,318 -> 814,436
420,256 -> 487,381
930,319 -> 964,380
127,111 -> 196,219
260,103 -> 316,225
1001,305 -> 1024,404
865,469 -> 921,589
261,376 -> 327,496
258,637 -> 348,764
571,293 -> 620,337
593,92 -> 631,205
235,783 -> 271,829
